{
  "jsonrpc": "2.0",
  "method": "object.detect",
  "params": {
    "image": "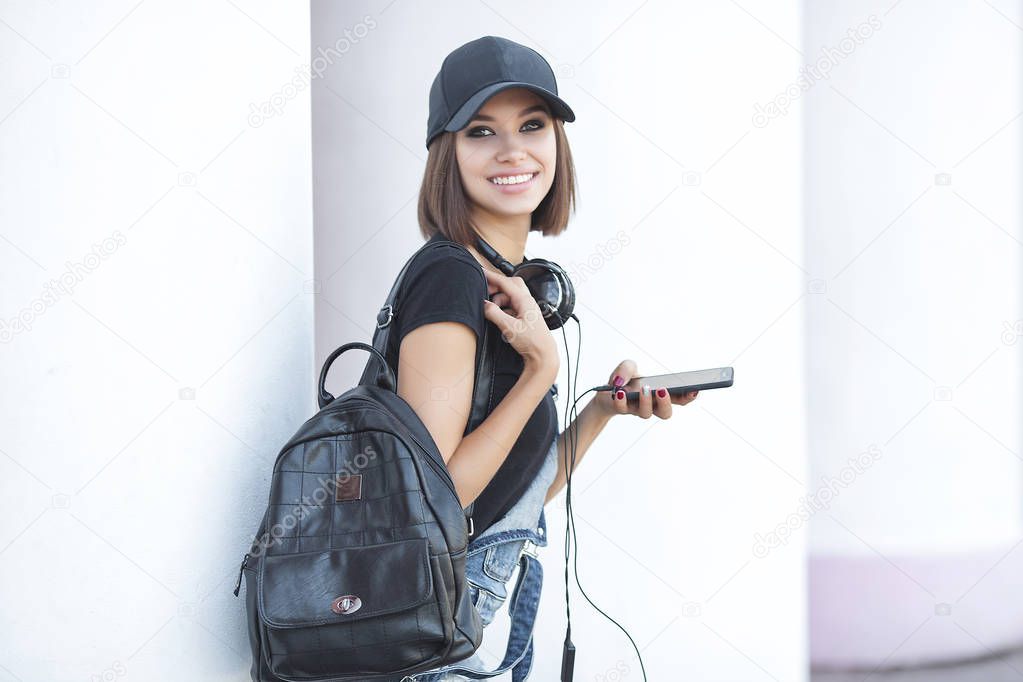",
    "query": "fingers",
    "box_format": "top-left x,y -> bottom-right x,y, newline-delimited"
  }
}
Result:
482,267 -> 540,319
611,384 -> 630,415
607,359 -> 638,388
489,291 -> 512,311
636,384 -> 654,419
670,390 -> 699,406
652,386 -> 673,419
482,268 -> 532,310
603,360 -> 700,419
482,298 -> 518,337
608,358 -> 636,416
